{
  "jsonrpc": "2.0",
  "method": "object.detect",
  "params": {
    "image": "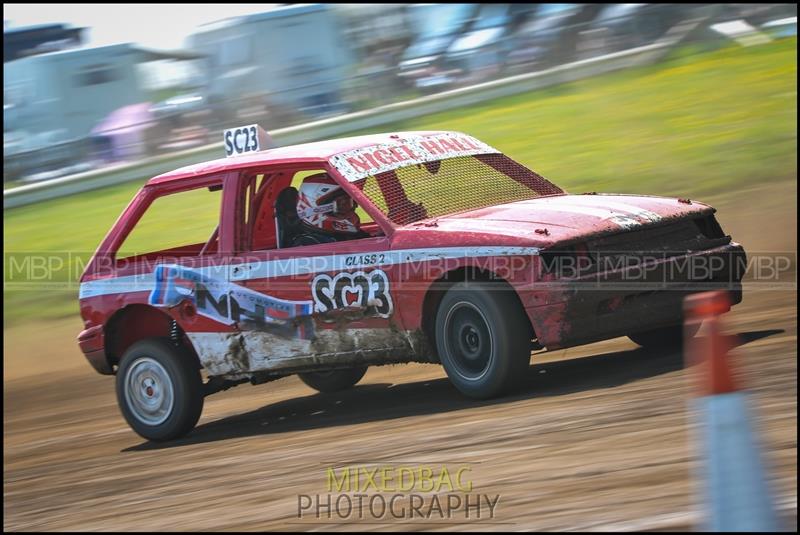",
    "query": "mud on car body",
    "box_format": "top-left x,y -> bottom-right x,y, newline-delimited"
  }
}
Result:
77,128 -> 746,441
